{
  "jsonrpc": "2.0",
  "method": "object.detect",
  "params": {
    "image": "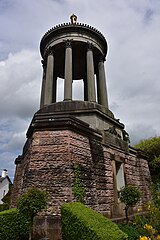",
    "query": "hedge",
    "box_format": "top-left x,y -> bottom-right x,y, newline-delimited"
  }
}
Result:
0,208 -> 29,240
0,203 -> 9,212
61,202 -> 128,240
118,224 -> 140,240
